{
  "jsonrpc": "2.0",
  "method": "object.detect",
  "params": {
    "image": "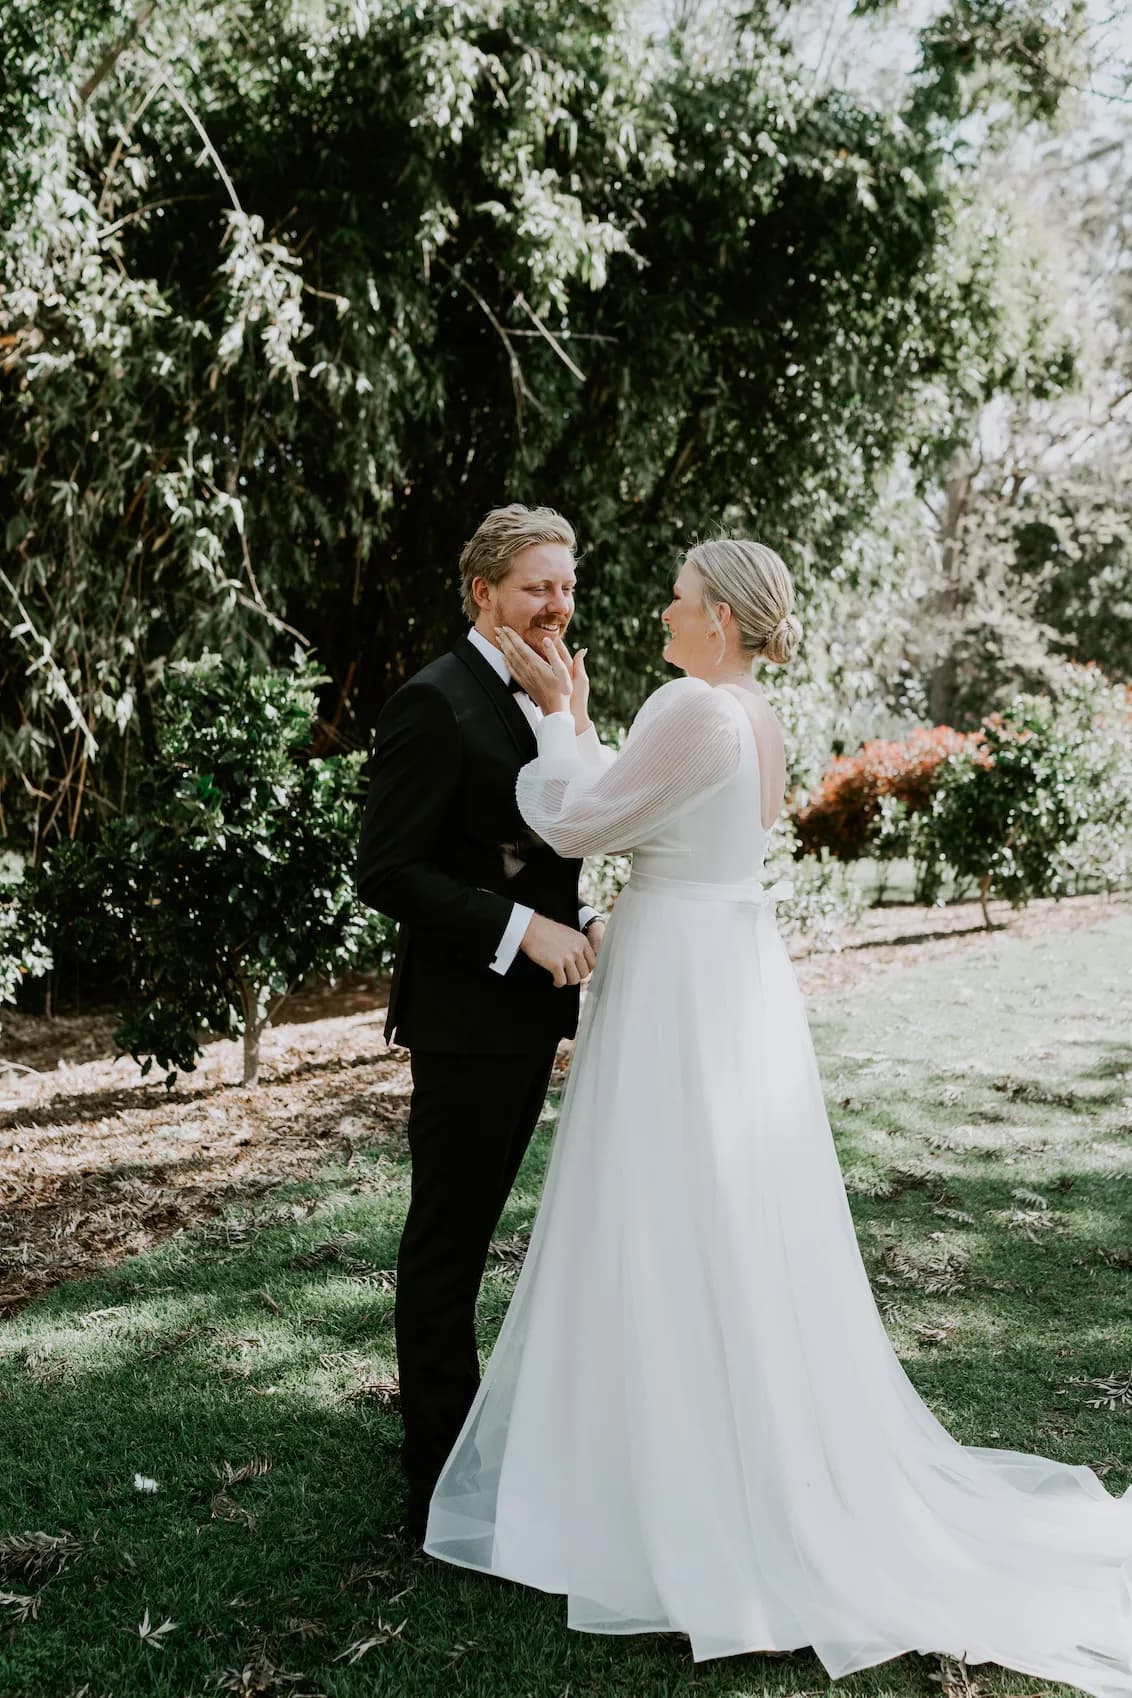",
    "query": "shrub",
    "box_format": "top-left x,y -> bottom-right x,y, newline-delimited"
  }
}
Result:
33,656 -> 391,1086
0,852 -> 52,1032
791,726 -> 982,861
1047,666 -> 1132,895
913,694 -> 1093,926
770,839 -> 869,952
